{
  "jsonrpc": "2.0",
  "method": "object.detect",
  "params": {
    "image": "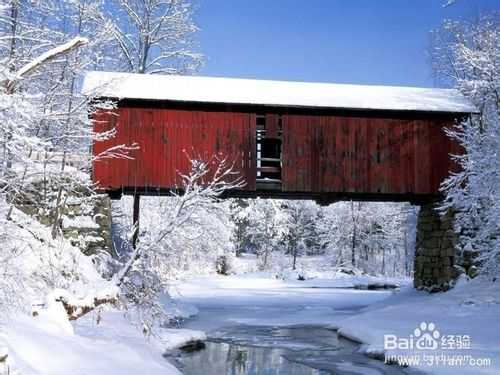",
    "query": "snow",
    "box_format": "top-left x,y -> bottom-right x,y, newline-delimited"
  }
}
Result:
2,289 -> 202,375
11,162 -> 90,188
0,204 -> 105,312
170,273 -> 399,332
2,311 -> 182,375
160,295 -> 200,320
34,293 -> 75,335
159,329 -> 207,351
62,215 -> 99,230
11,37 -> 88,86
172,271 -> 499,374
230,253 -> 405,288
2,302 -> 207,375
334,276 -> 500,374
82,71 -> 478,114
4,246 -> 498,375
0,201 -> 201,375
